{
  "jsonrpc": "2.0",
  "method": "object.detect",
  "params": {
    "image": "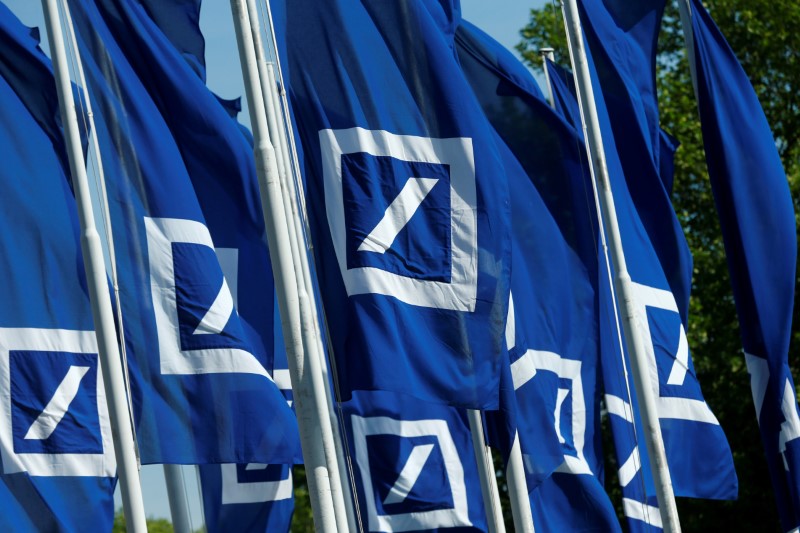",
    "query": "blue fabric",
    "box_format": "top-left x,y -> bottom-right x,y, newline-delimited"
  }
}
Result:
199,463 -> 294,533
454,20 -> 619,530
273,0 -> 511,409
137,0 -> 205,80
574,0 -> 738,520
0,3 -> 115,530
688,0 -> 799,528
342,390 -> 487,532
66,0 -> 299,465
